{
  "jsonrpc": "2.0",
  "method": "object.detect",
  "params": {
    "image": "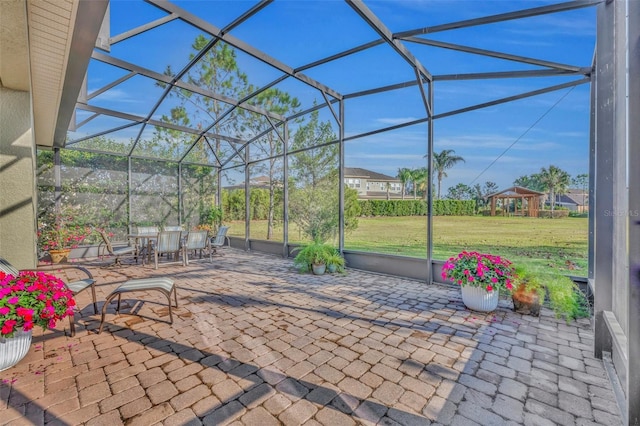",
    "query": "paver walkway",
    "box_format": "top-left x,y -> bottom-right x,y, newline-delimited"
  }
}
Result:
0,249 -> 623,425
